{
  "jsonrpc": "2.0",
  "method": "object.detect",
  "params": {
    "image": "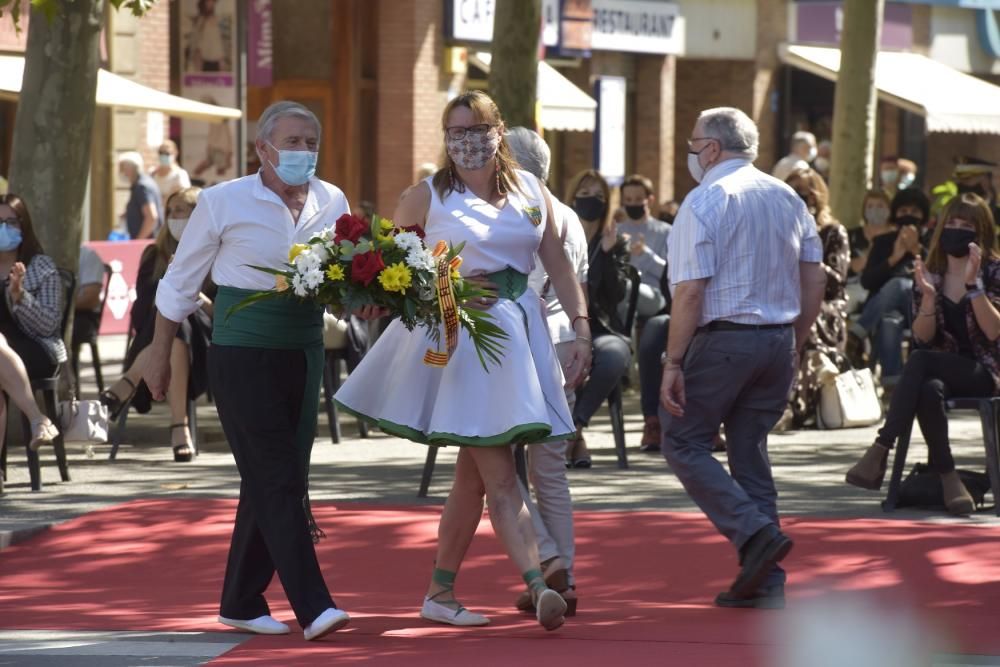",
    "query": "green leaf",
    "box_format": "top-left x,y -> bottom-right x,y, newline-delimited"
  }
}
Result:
224,290 -> 283,321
